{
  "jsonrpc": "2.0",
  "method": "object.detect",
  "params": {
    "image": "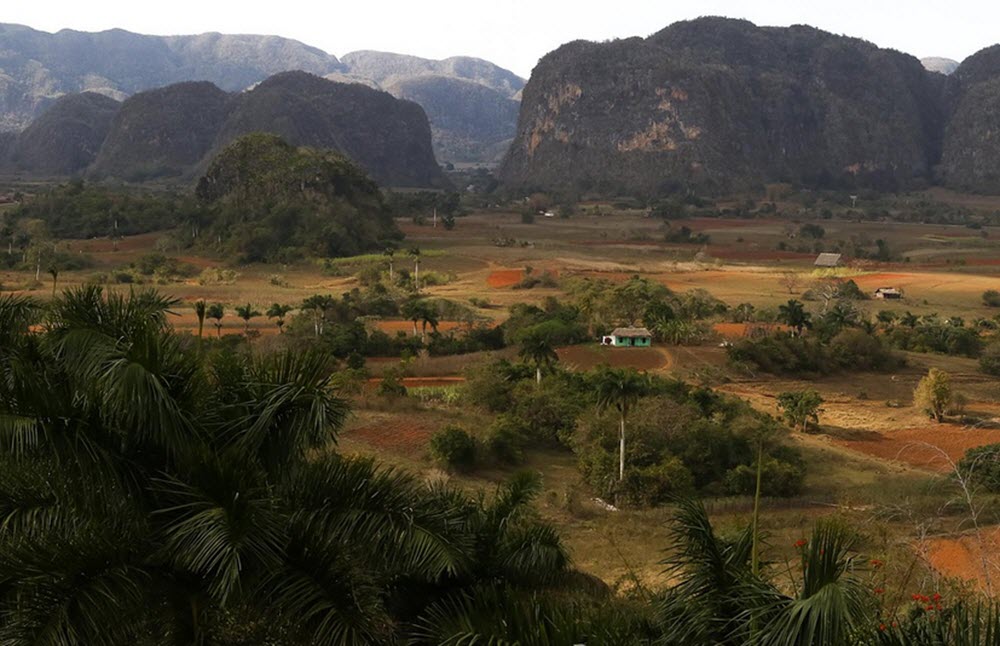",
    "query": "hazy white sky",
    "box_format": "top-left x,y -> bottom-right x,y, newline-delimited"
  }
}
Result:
4,1 -> 997,77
